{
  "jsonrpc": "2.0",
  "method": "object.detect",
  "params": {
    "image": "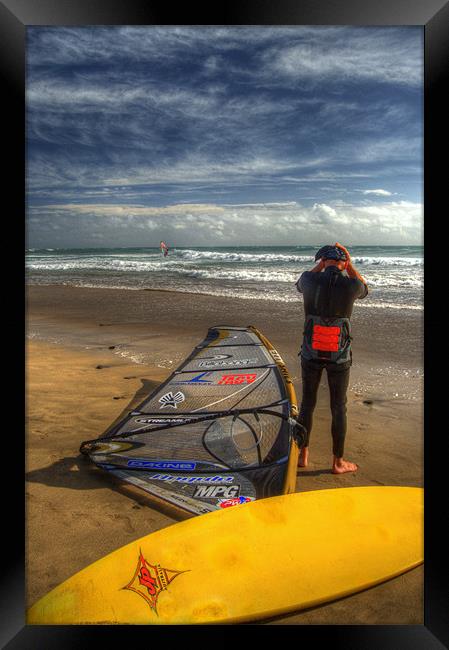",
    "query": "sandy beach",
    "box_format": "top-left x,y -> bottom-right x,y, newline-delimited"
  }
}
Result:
25,284 -> 424,624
